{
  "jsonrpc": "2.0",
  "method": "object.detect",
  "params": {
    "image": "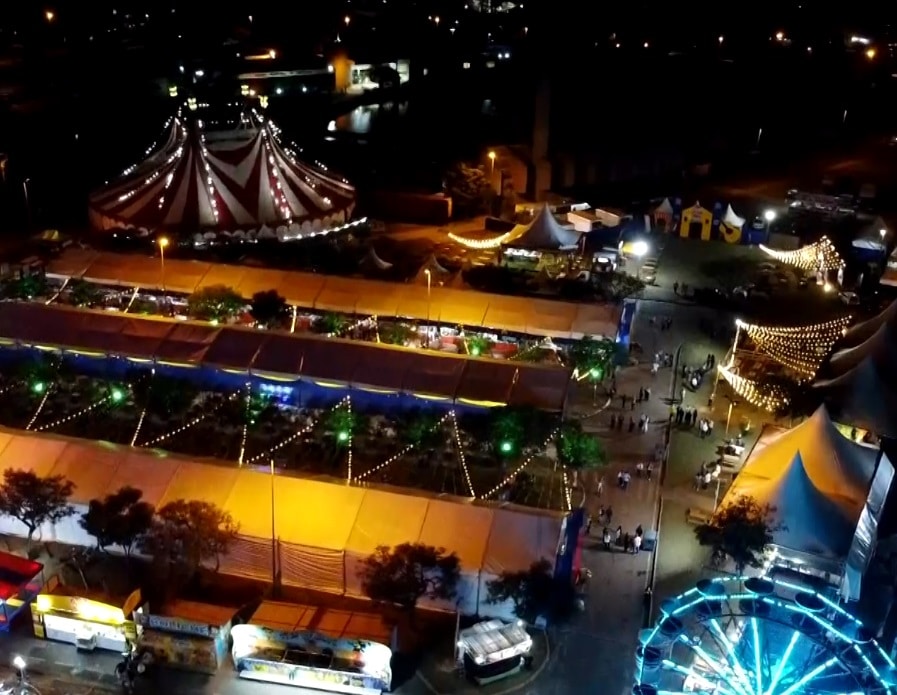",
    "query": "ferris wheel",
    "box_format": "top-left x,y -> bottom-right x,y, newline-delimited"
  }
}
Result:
635,576 -> 896,695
